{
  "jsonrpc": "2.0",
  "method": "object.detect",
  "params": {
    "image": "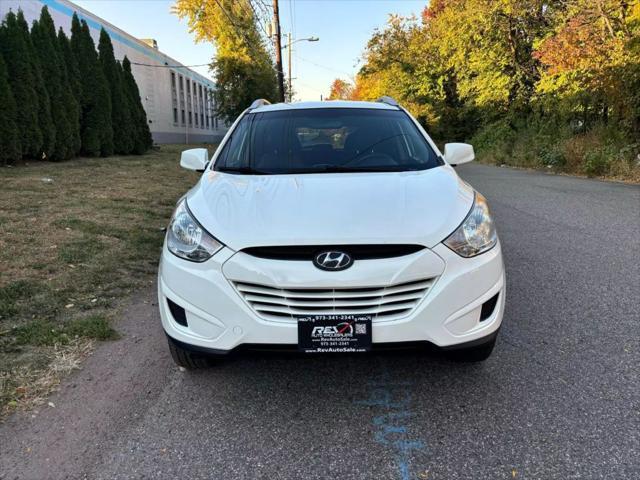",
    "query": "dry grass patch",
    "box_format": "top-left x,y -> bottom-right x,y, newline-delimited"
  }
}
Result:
0,144 -> 212,416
